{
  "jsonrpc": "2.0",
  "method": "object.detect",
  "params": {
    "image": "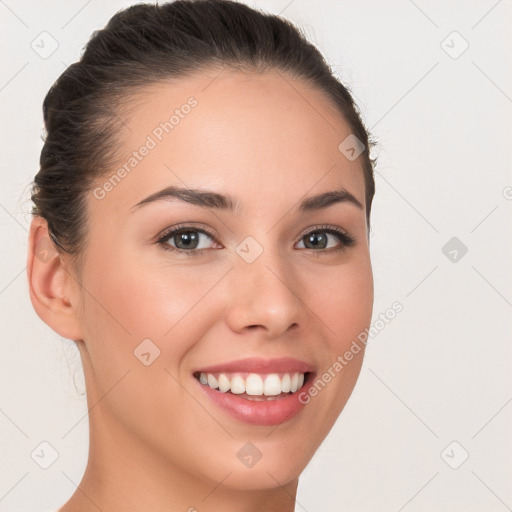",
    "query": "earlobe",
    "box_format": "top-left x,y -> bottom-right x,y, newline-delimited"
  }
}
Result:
27,216 -> 83,341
